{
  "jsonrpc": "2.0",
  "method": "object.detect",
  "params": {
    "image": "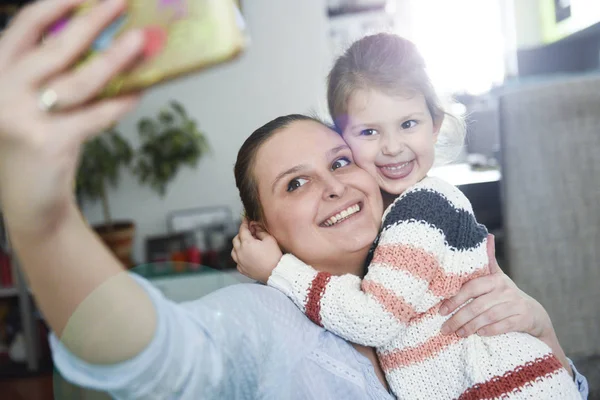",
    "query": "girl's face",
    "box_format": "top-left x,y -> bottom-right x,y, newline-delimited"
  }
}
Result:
342,89 -> 441,199
253,120 -> 383,276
